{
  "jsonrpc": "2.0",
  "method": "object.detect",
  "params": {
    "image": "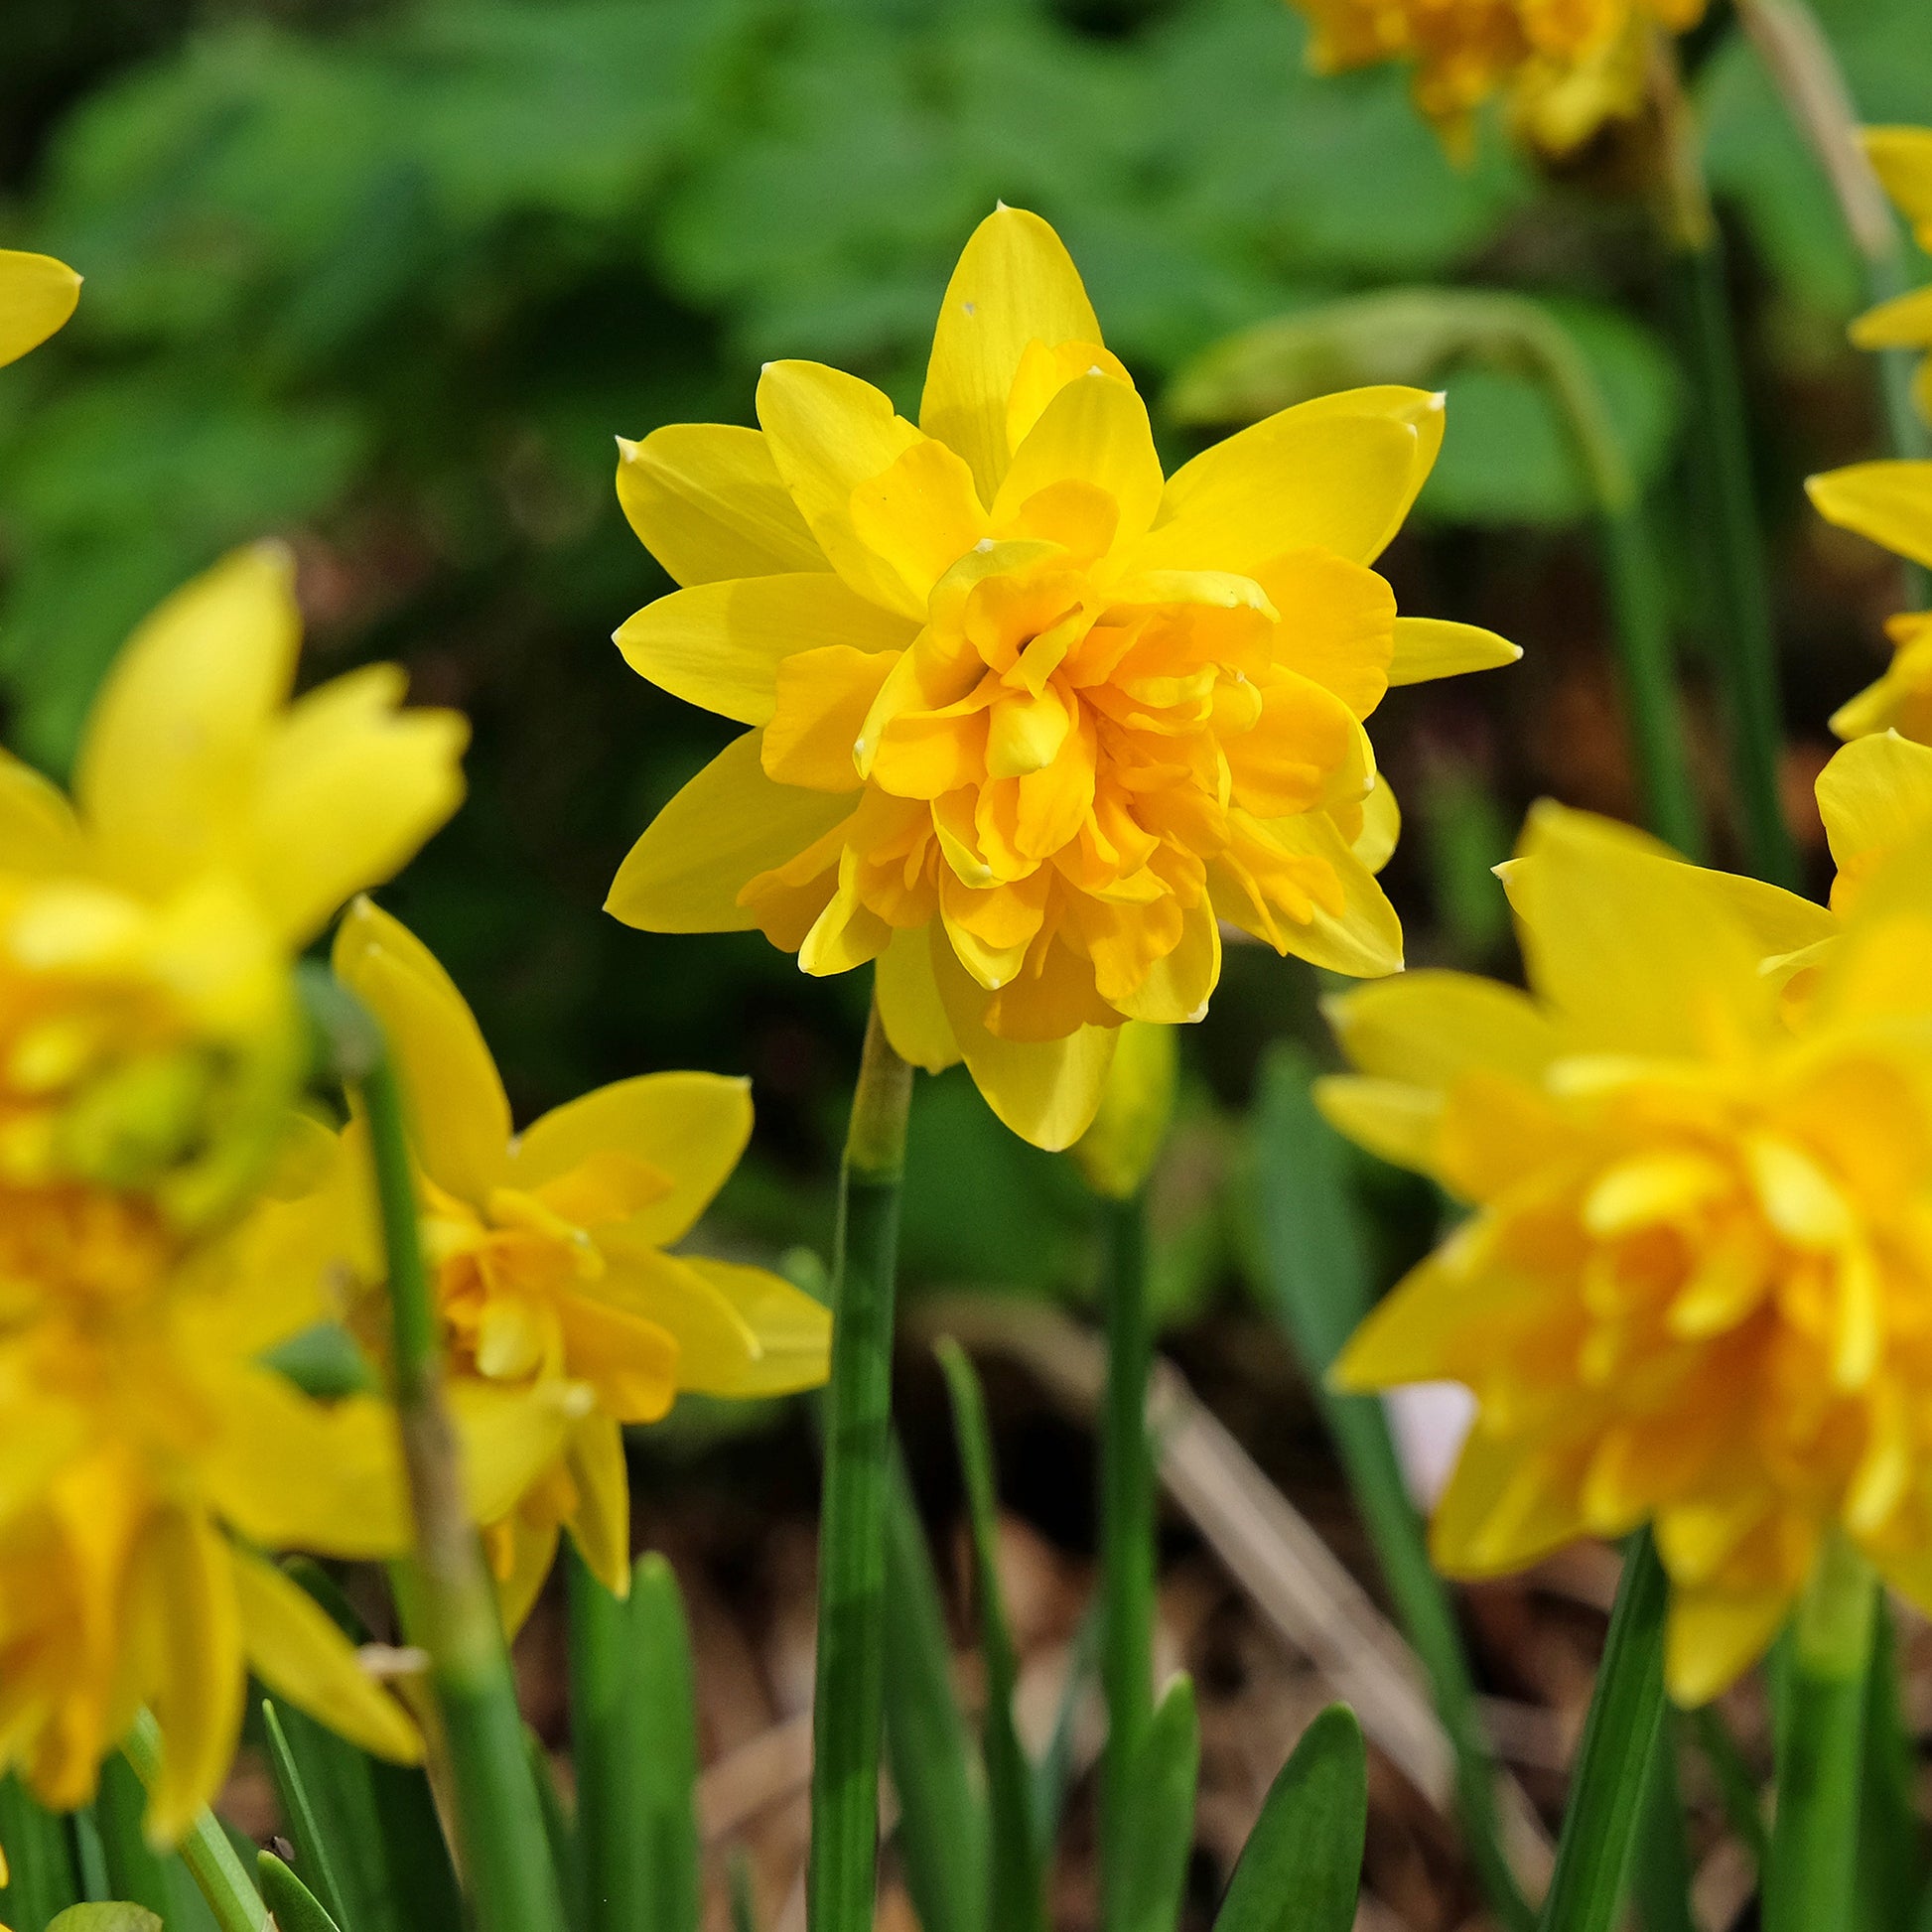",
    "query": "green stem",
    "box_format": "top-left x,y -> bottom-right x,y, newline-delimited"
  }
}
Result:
566,1548 -> 637,1932
1764,1535 -> 1877,1932
1098,1189 -> 1156,1932
1630,1714 -> 1696,1932
1536,1532 -> 1670,1932
121,1712 -> 268,1932
345,1008 -> 568,1932
807,998 -> 913,1932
